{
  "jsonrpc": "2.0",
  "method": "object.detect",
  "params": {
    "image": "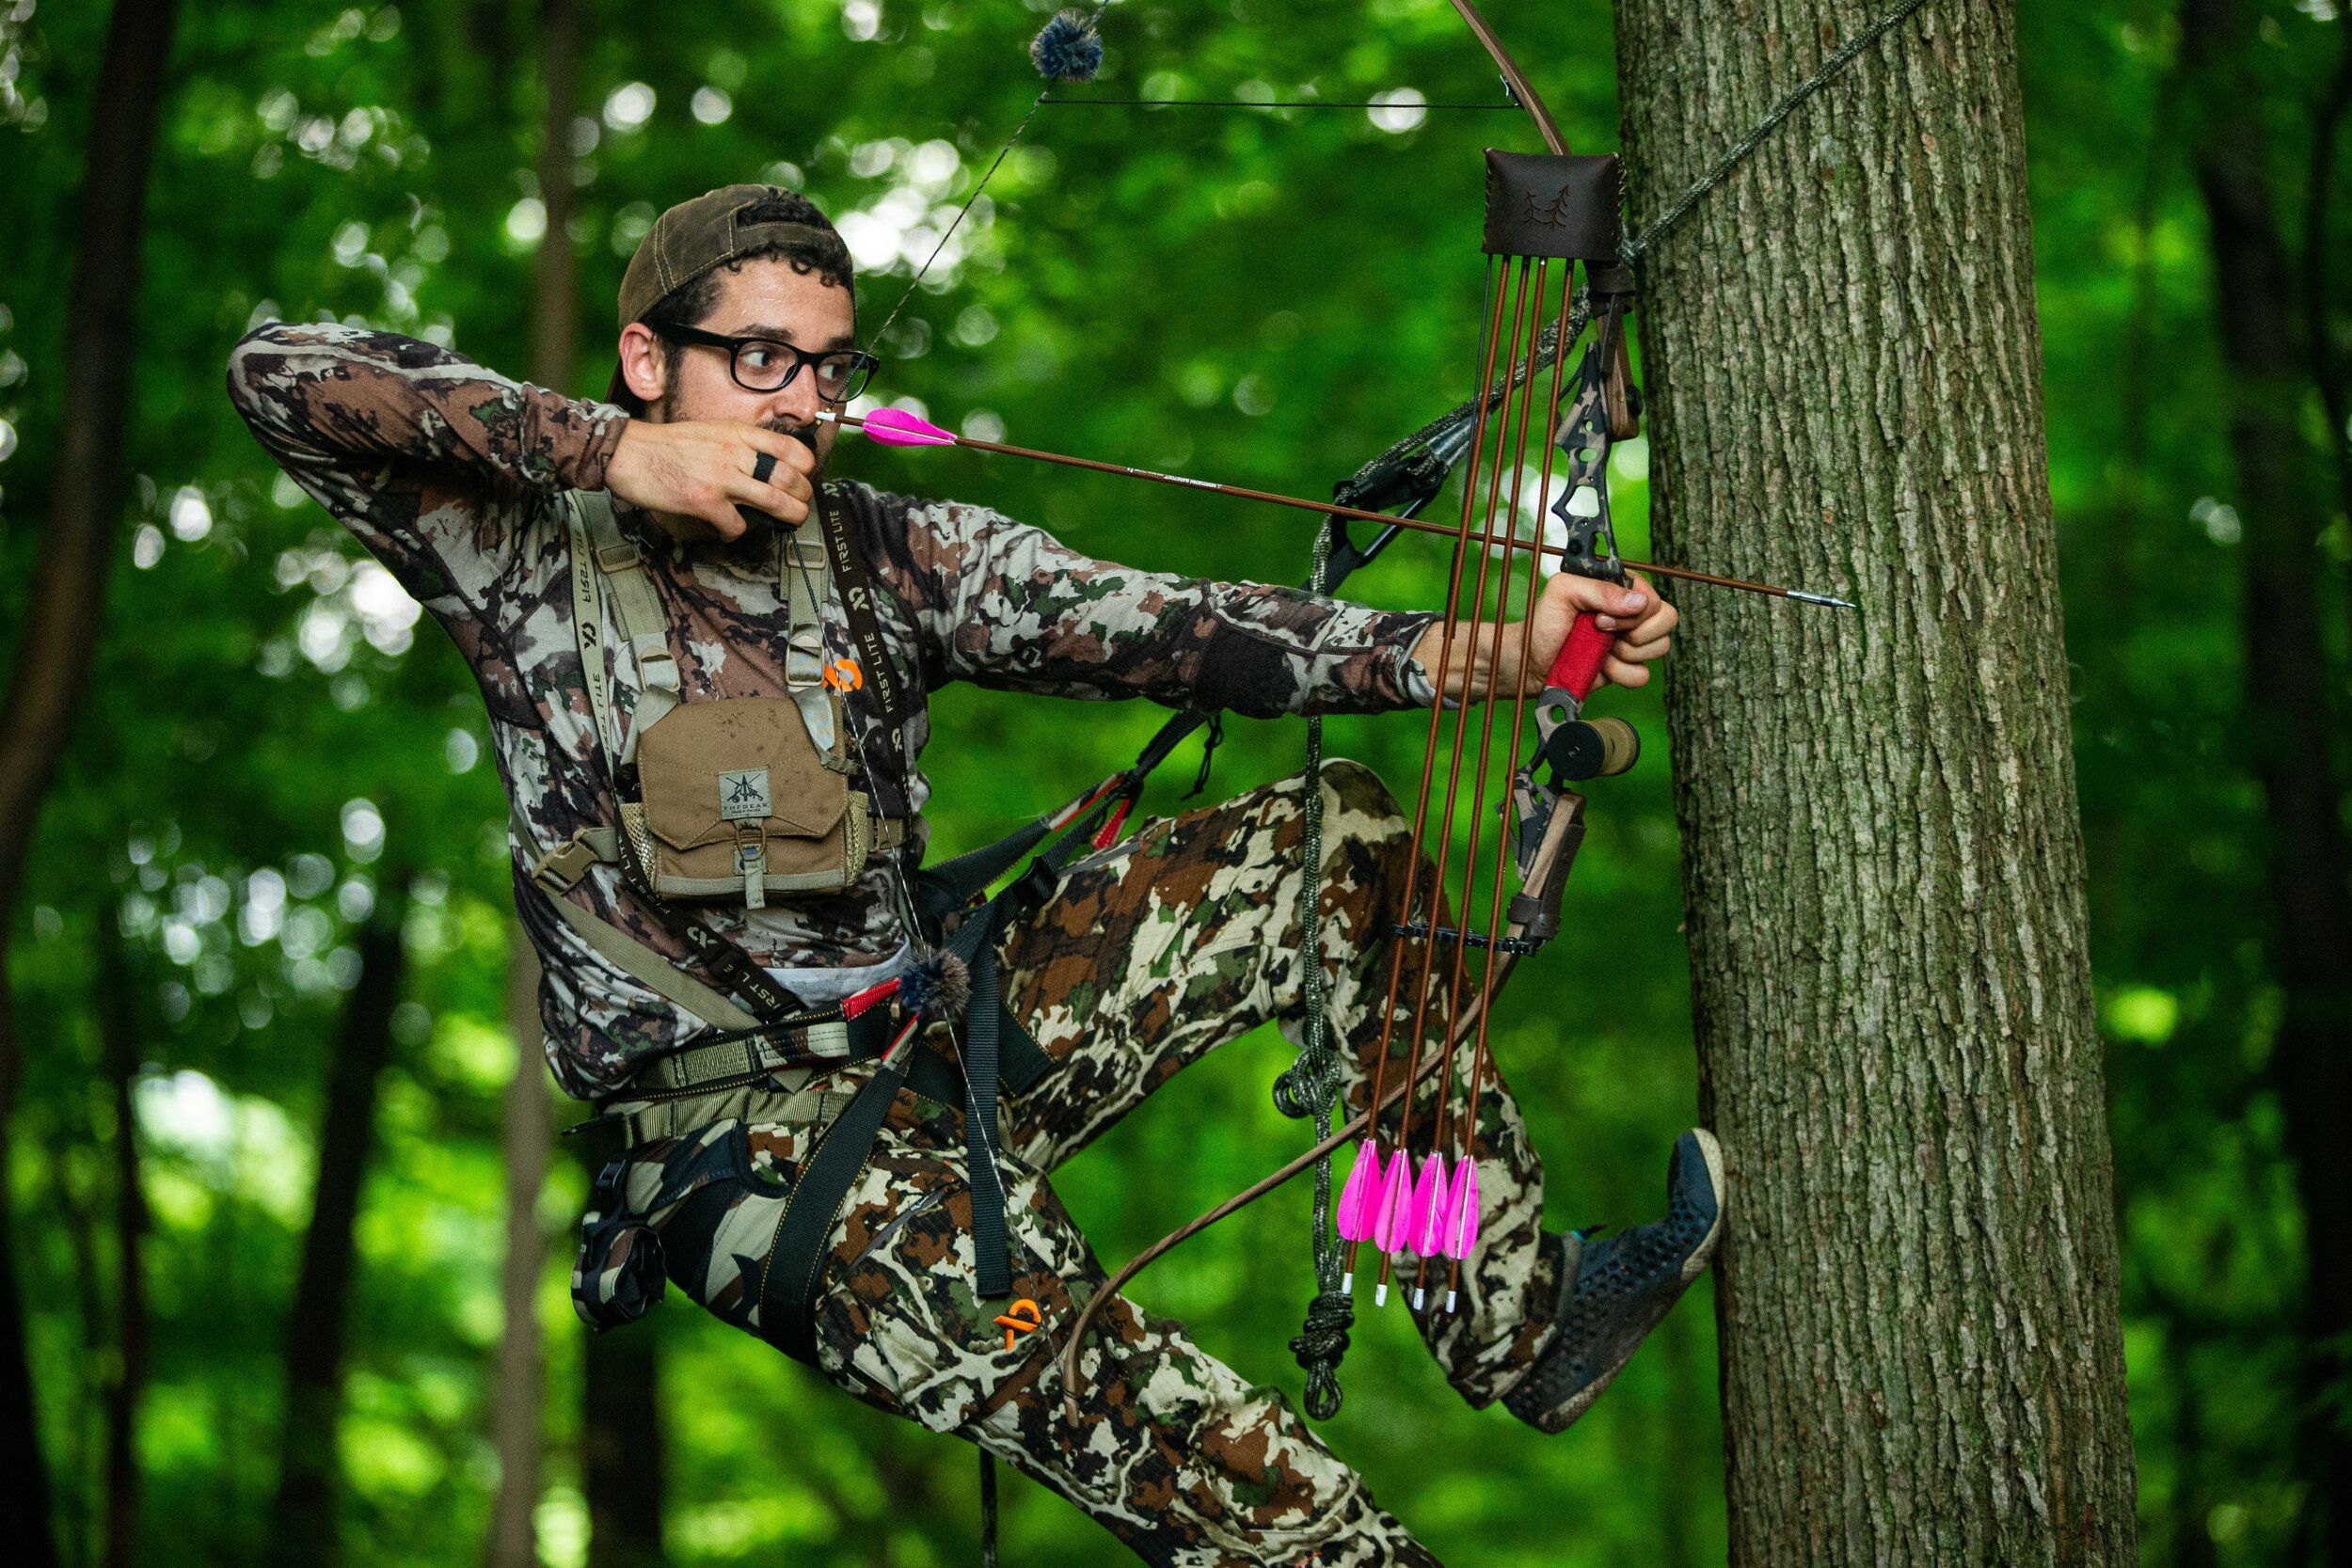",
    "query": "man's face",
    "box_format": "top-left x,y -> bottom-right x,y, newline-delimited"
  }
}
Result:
621,258 -> 855,470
